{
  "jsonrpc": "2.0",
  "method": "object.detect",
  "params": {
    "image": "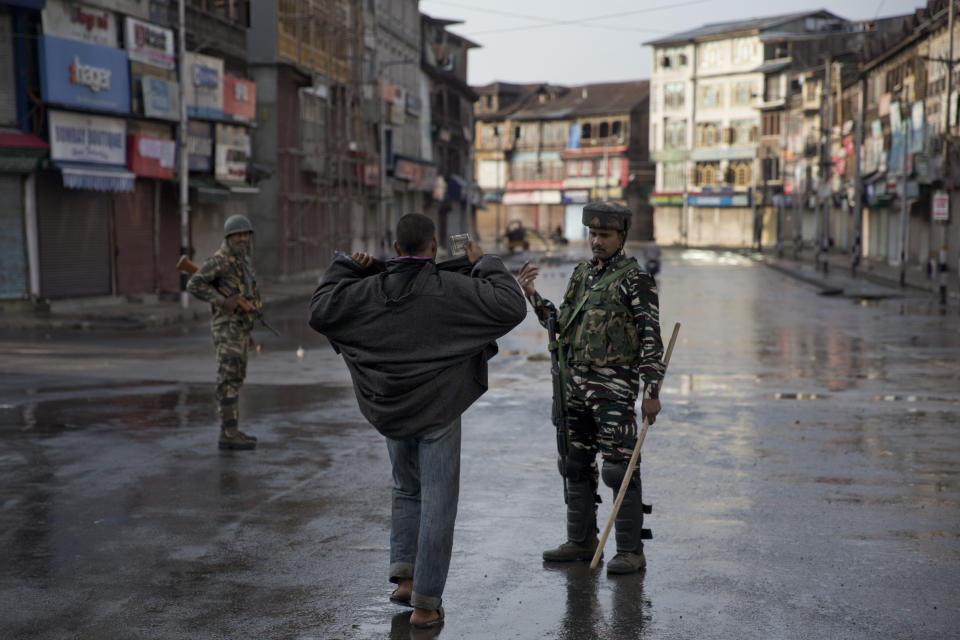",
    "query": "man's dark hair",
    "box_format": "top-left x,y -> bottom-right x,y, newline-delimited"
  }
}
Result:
395,213 -> 436,255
